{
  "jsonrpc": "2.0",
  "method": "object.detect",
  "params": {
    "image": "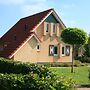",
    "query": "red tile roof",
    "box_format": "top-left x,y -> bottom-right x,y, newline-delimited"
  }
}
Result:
0,9 -> 53,58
